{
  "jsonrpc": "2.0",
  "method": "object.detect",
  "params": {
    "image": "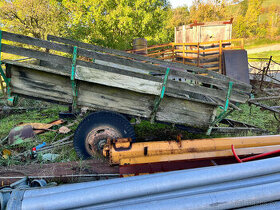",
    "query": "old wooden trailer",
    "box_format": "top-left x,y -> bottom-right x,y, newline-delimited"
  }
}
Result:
0,31 -> 251,158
